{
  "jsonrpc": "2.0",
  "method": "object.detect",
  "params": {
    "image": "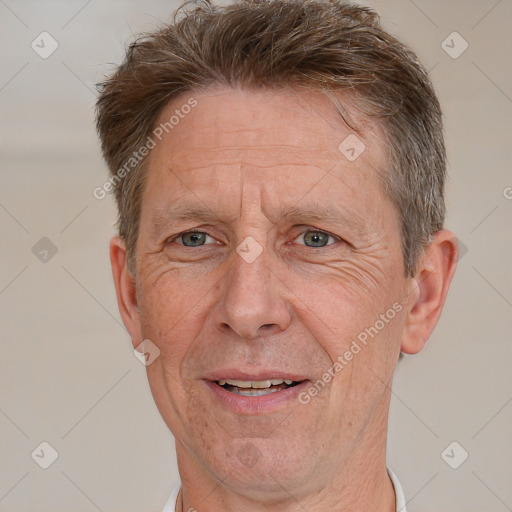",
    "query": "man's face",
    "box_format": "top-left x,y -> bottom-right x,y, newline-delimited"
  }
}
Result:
133,87 -> 413,495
